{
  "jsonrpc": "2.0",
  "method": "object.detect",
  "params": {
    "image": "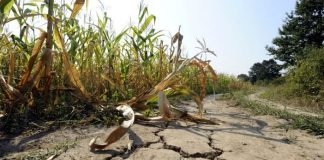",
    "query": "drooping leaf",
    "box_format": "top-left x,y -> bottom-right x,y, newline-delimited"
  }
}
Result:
0,71 -> 26,102
19,31 -> 47,87
89,105 -> 134,150
53,23 -> 91,100
113,29 -> 128,47
139,15 -> 155,33
70,0 -> 85,18
139,6 -> 148,23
